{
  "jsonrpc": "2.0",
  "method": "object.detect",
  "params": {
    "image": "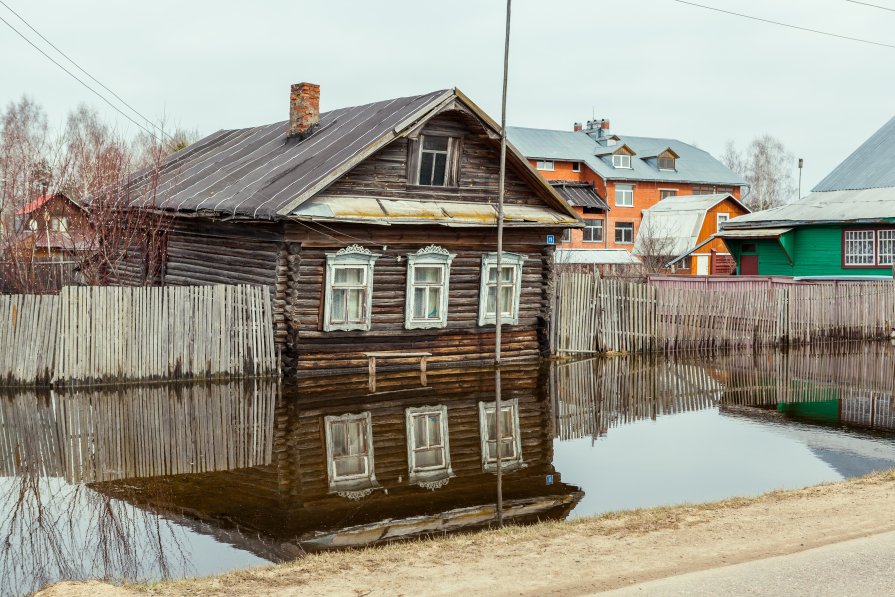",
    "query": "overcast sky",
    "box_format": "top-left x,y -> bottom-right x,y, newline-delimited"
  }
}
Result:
2,0 -> 893,193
